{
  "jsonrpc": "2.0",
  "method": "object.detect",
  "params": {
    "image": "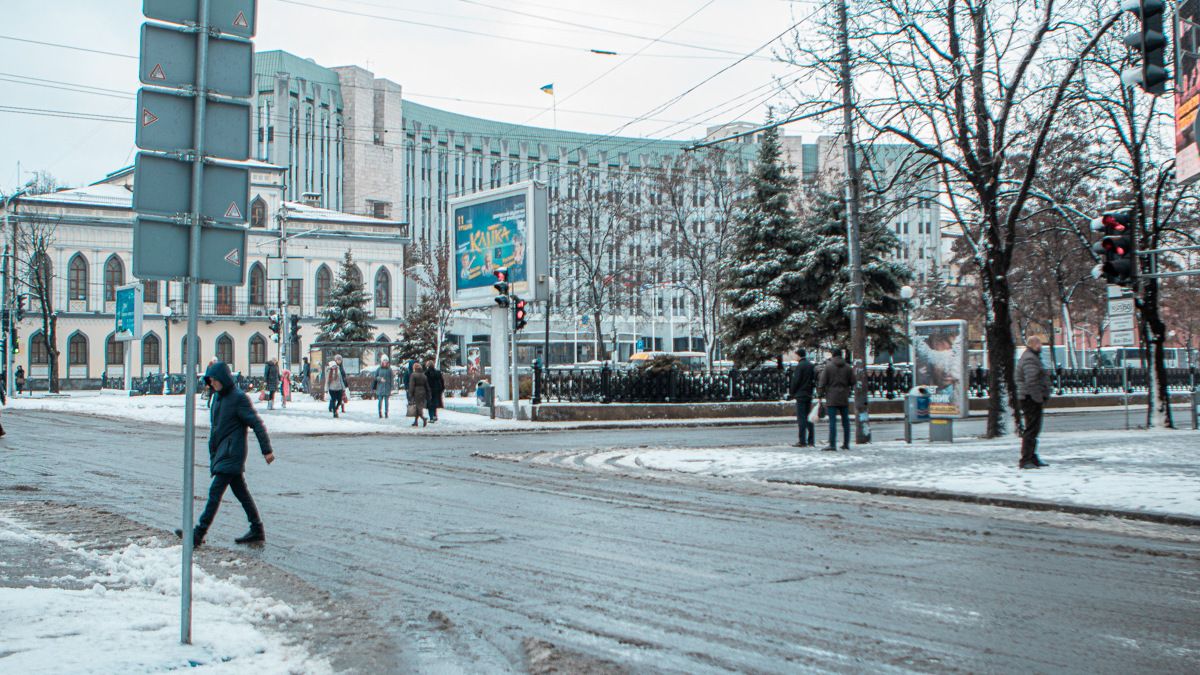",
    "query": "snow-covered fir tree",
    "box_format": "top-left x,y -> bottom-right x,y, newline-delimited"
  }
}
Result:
393,293 -> 458,365
317,251 -> 376,343
720,120 -> 806,366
